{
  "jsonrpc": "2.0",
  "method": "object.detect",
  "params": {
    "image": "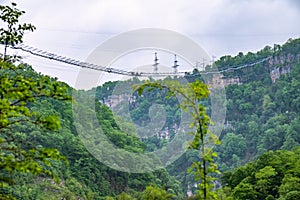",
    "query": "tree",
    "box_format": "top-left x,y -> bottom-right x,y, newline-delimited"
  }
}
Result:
218,133 -> 246,165
117,192 -> 134,200
232,182 -> 257,200
0,63 -> 70,129
255,166 -> 277,199
279,175 -> 300,199
142,185 -> 173,200
261,95 -> 276,122
0,2 -> 35,61
221,147 -> 300,199
0,61 -> 71,193
134,79 -> 220,199
0,3 -> 71,198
